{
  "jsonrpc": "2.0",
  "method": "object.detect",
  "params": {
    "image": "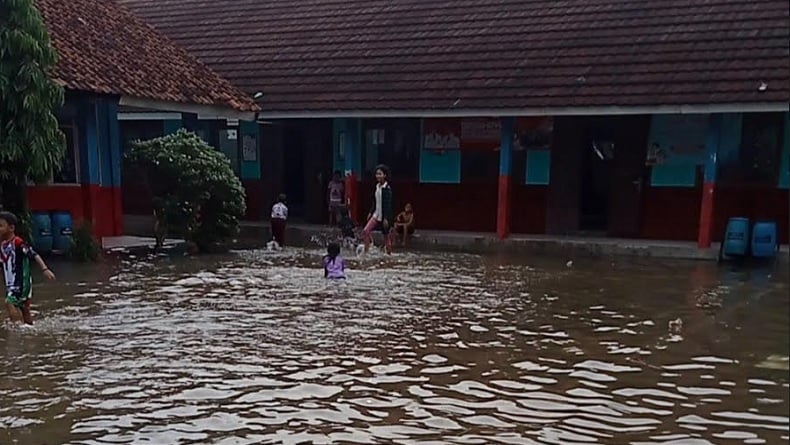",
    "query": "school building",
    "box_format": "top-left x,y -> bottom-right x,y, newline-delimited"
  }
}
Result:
29,0 -> 257,238
118,0 -> 790,247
